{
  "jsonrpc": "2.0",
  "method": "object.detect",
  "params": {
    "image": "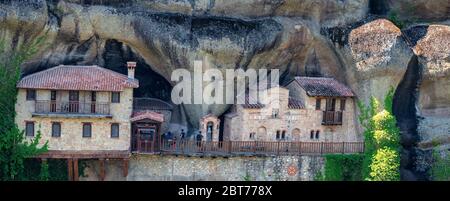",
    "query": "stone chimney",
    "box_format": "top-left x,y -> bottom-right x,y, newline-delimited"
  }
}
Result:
127,61 -> 136,79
